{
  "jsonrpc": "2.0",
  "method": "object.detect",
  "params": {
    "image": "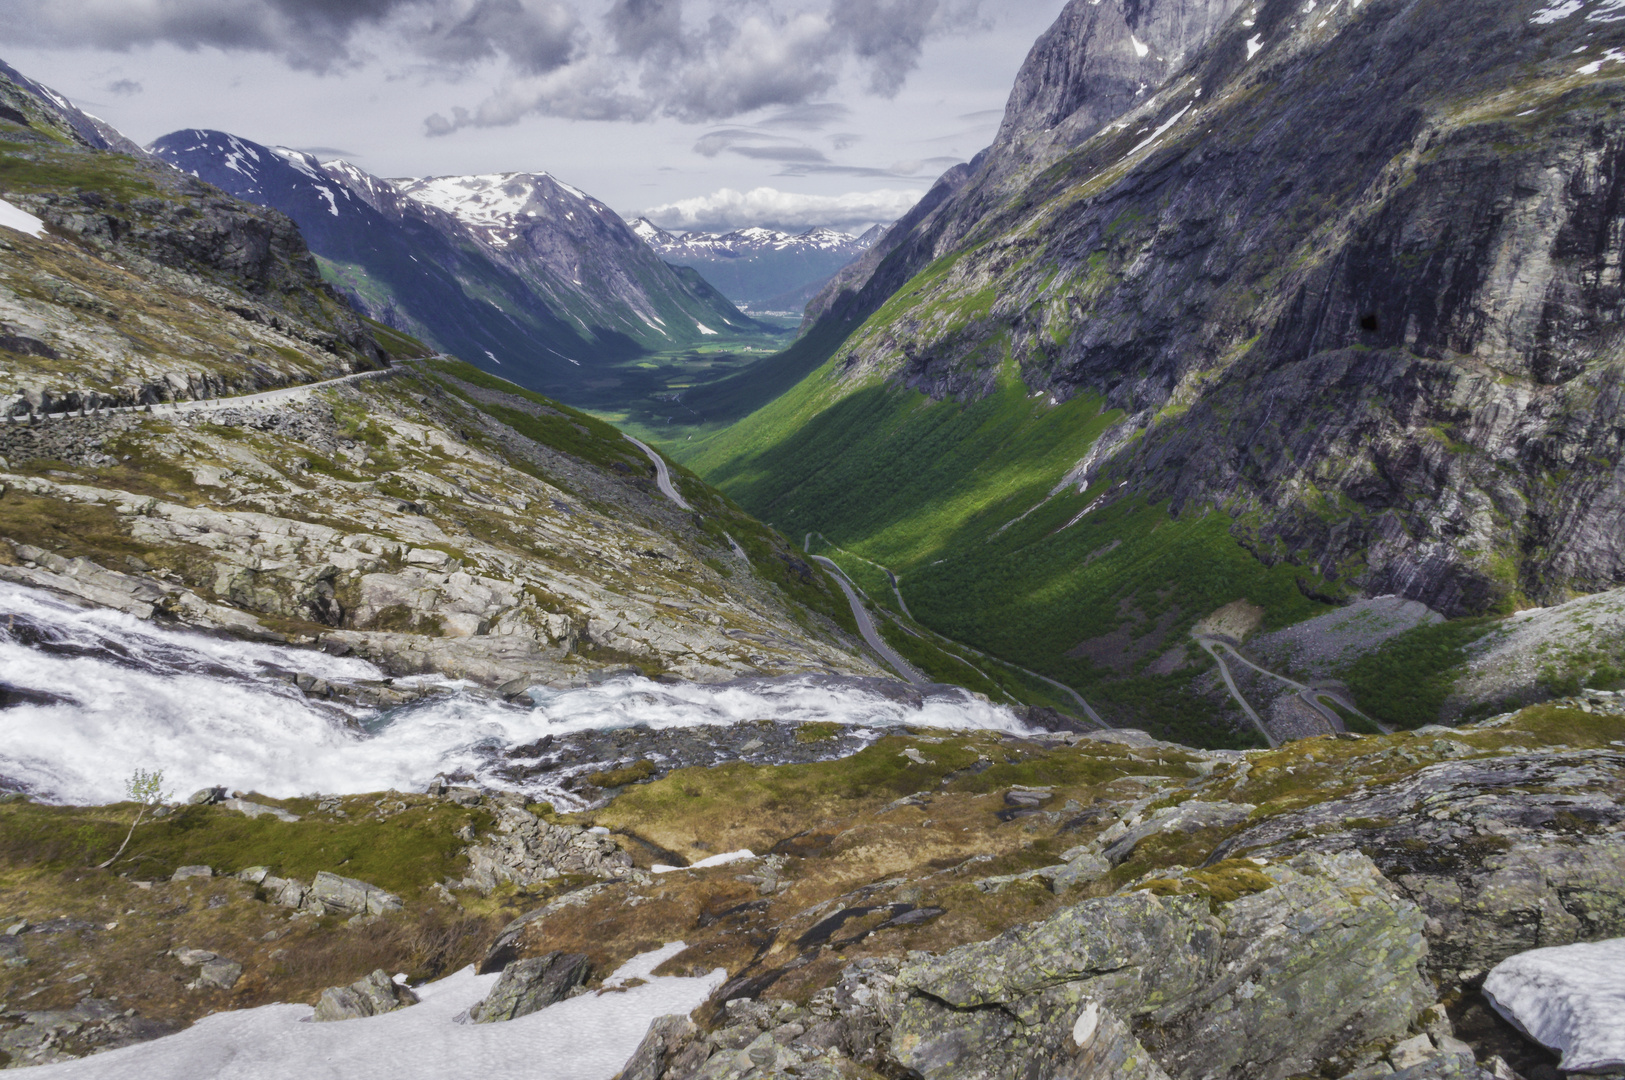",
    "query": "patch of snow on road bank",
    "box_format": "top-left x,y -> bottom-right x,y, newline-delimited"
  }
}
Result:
1482,938 -> 1625,1073
24,943 -> 723,1080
